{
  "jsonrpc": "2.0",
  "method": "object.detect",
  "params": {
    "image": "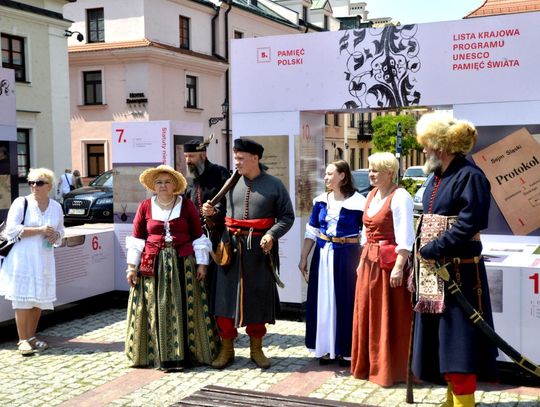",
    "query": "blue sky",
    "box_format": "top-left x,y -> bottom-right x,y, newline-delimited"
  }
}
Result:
367,0 -> 486,24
